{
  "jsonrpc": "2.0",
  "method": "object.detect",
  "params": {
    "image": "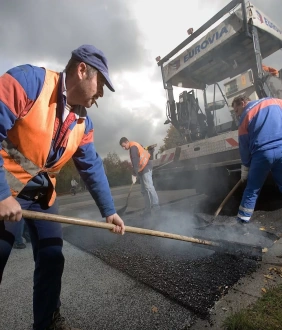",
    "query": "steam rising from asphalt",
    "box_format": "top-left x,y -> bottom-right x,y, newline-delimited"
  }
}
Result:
140,208 -> 214,259
141,199 -> 272,257
59,185 -> 274,258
